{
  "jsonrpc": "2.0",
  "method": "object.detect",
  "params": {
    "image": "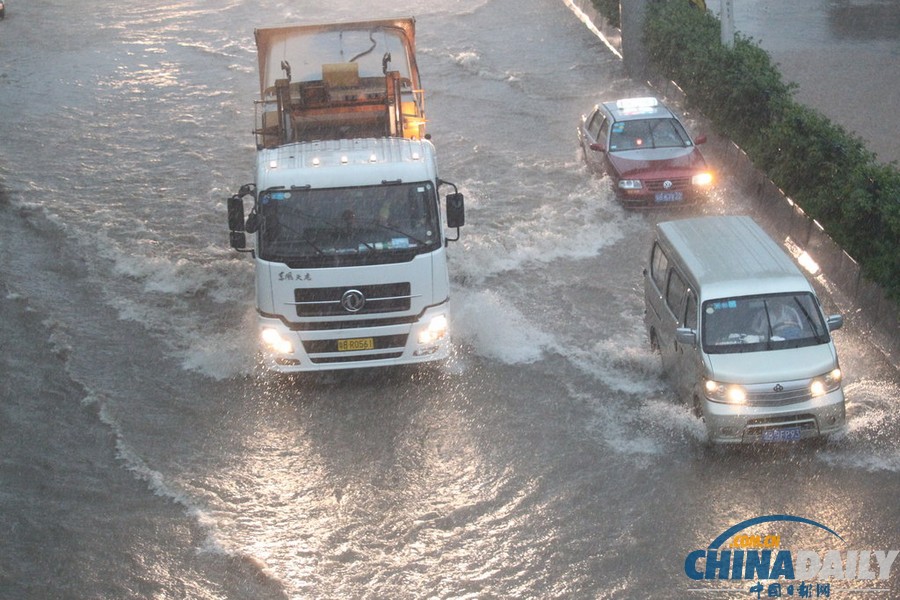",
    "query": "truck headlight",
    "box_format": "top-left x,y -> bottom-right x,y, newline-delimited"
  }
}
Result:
261,327 -> 294,354
417,315 -> 448,345
618,179 -> 643,190
692,172 -> 713,186
810,368 -> 842,397
705,380 -> 747,404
